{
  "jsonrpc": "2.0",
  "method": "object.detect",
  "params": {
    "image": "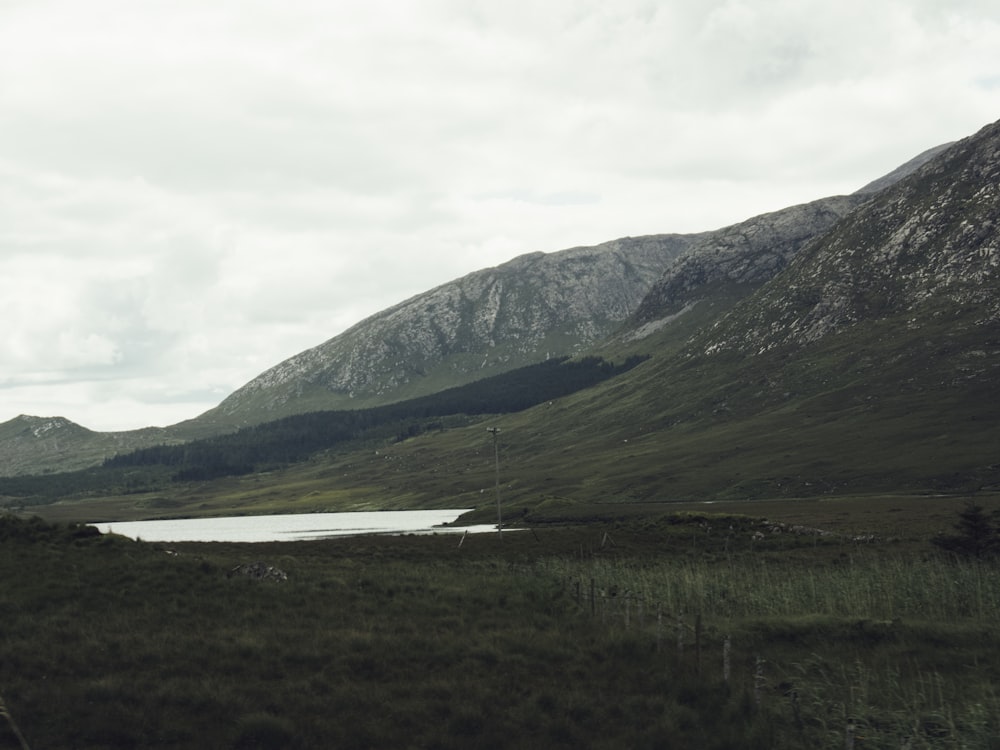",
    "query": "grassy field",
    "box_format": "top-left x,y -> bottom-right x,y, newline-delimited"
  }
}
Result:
3,496 -> 1000,749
